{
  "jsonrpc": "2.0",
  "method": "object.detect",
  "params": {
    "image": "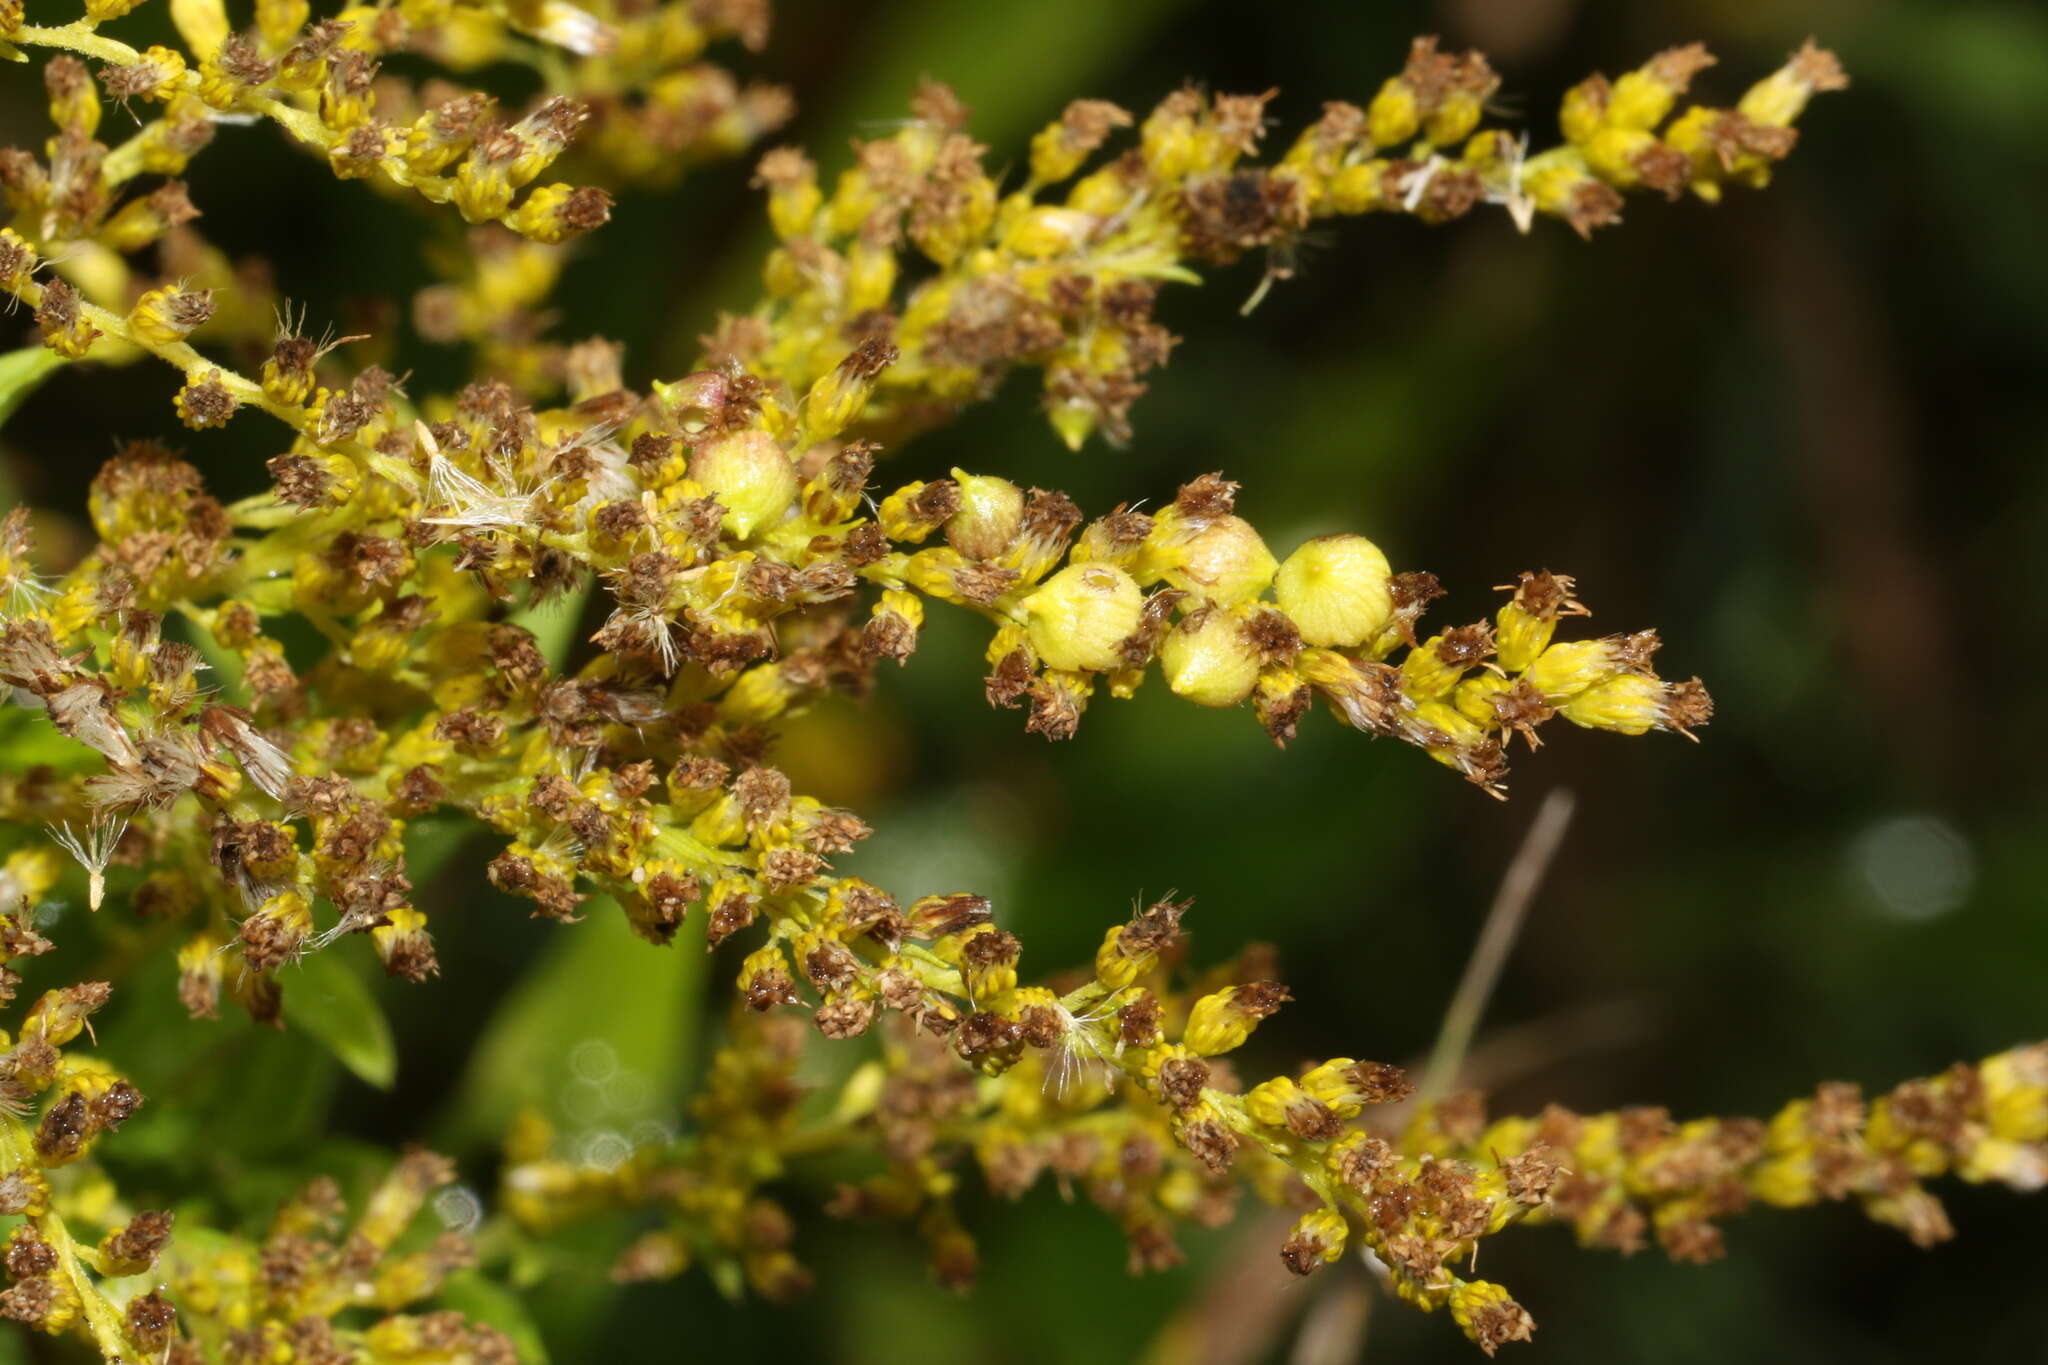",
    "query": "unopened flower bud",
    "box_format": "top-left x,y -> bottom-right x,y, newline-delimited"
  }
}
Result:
506,183 -> 612,244
1559,673 -> 1712,738
0,229 -> 35,292
21,981 -> 111,1047
1605,44 -> 1717,134
1275,534 -> 1393,647
1020,563 -> 1143,672
1160,606 -> 1260,707
1301,1058 -> 1414,1115
846,237 -> 898,311
45,56 -> 101,137
1494,569 -> 1588,671
98,1210 -> 174,1276
1184,980 -> 1290,1056
1738,40 -> 1849,131
1521,630 -> 1657,701
690,429 -> 798,539
1029,99 -> 1132,184
176,932 -> 223,1018
880,479 -> 959,543
1449,1280 -> 1535,1355
1981,1044 -> 2048,1142
800,336 -> 896,440
756,148 -> 821,241
254,0 -> 307,47
372,906 -> 439,981
1279,1207 -> 1348,1275
128,285 -> 214,347
100,181 -> 199,252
